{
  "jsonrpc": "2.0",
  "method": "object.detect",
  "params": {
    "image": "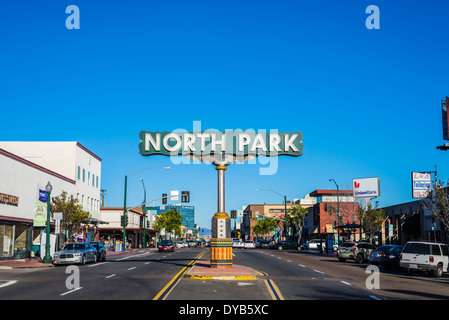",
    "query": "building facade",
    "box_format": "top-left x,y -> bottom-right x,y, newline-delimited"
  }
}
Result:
99,207 -> 154,248
380,199 -> 445,245
0,142 -> 102,259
